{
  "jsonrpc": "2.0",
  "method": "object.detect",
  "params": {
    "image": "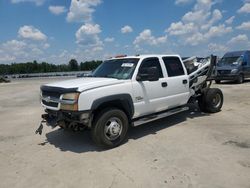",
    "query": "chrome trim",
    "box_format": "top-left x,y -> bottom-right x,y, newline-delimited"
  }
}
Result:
42,96 -> 76,105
